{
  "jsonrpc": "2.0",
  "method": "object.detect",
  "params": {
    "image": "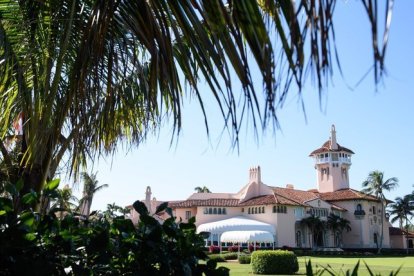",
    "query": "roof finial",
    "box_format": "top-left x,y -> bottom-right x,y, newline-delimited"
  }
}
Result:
330,124 -> 338,150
